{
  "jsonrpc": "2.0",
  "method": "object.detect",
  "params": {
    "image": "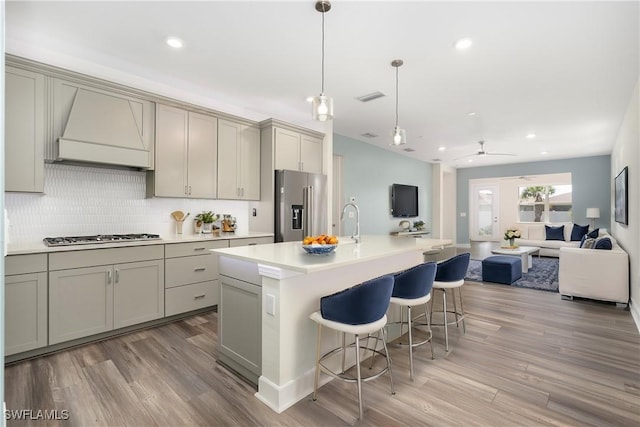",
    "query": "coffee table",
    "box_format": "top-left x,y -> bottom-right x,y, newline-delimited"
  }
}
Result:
490,246 -> 540,273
